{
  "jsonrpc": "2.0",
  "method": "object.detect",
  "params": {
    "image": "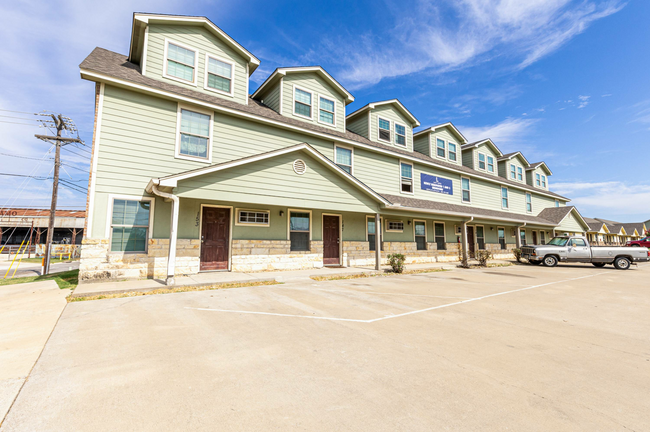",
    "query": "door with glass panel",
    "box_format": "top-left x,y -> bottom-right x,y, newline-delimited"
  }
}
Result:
498,227 -> 506,250
414,221 -> 426,250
